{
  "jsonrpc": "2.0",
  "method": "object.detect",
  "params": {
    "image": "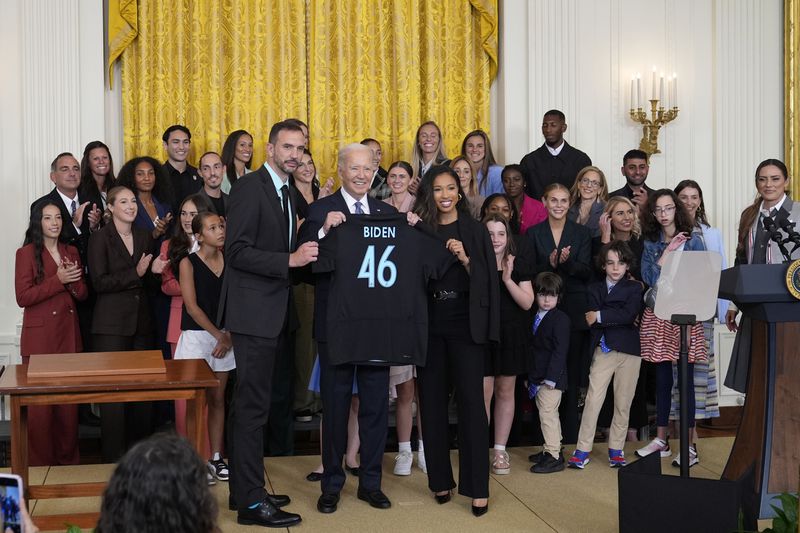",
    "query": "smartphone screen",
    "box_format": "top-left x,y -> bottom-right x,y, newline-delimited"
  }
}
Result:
0,474 -> 23,533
